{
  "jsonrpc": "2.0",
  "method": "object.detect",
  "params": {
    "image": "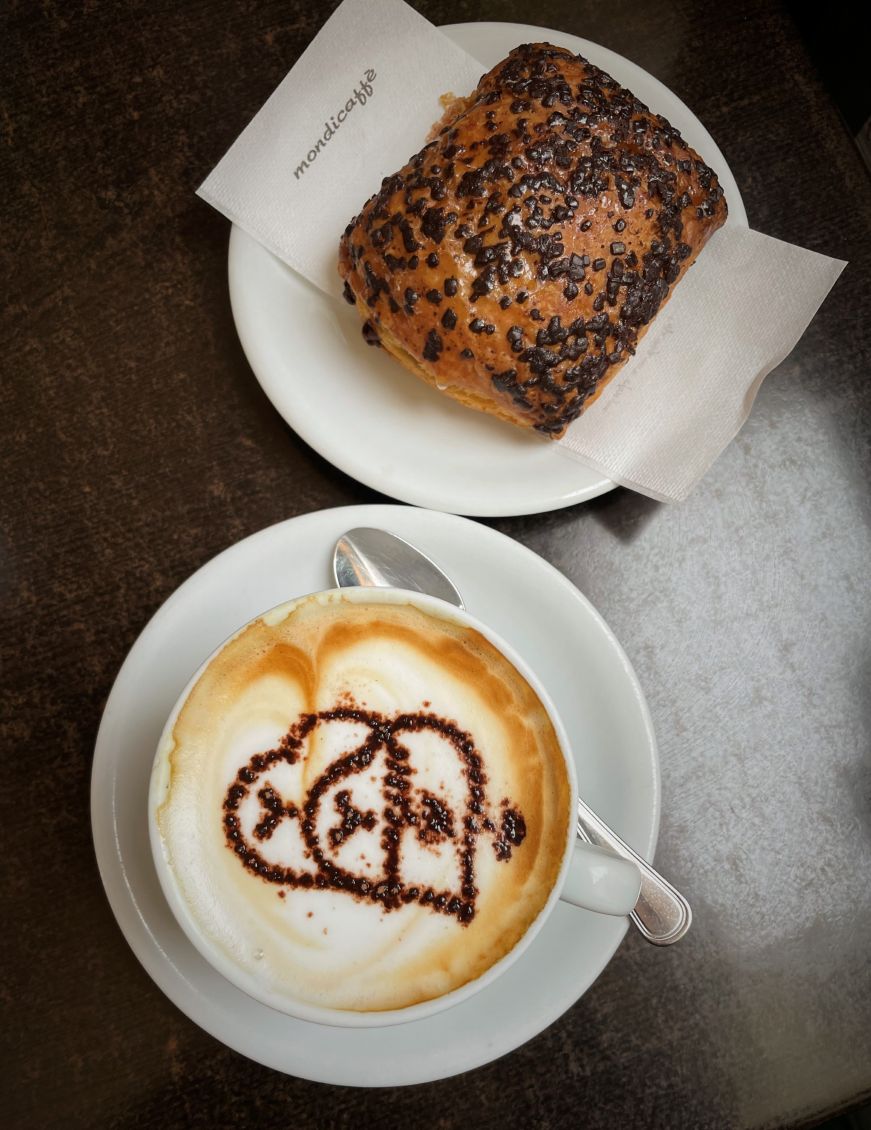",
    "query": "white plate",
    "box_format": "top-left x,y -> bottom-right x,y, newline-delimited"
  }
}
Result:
91,504 -> 659,1086
228,22 -> 747,518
